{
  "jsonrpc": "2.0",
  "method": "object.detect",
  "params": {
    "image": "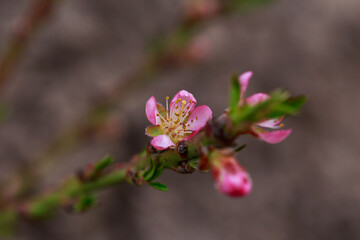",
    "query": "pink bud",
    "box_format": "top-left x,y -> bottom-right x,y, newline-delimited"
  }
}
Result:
185,0 -> 220,21
212,156 -> 252,197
